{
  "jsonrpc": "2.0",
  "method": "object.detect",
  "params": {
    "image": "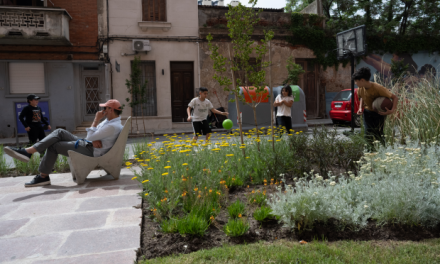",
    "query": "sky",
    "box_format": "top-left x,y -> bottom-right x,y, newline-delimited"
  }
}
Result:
223,0 -> 287,9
